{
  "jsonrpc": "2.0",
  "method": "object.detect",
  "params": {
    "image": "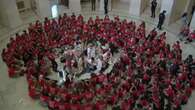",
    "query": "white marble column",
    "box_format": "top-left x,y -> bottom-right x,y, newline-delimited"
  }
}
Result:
69,0 -> 81,12
129,0 -> 141,16
35,0 -> 52,19
100,0 -> 104,11
129,0 -> 149,16
190,12 -> 195,30
0,0 -> 22,28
